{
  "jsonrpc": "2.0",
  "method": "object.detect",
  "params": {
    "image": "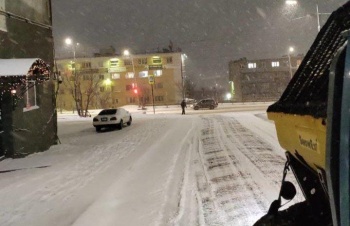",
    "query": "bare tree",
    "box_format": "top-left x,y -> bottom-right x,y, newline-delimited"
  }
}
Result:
139,83 -> 150,107
175,77 -> 196,99
62,69 -> 102,117
82,74 -> 101,117
96,89 -> 112,109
